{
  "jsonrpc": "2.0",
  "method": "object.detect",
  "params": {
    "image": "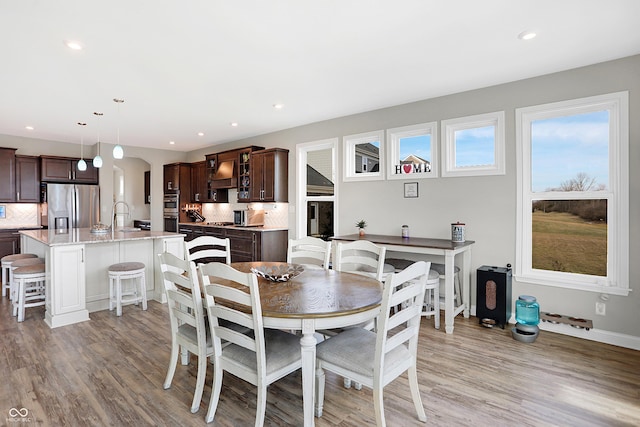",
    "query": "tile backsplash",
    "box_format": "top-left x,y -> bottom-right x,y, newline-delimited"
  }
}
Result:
200,190 -> 288,228
0,204 -> 39,228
